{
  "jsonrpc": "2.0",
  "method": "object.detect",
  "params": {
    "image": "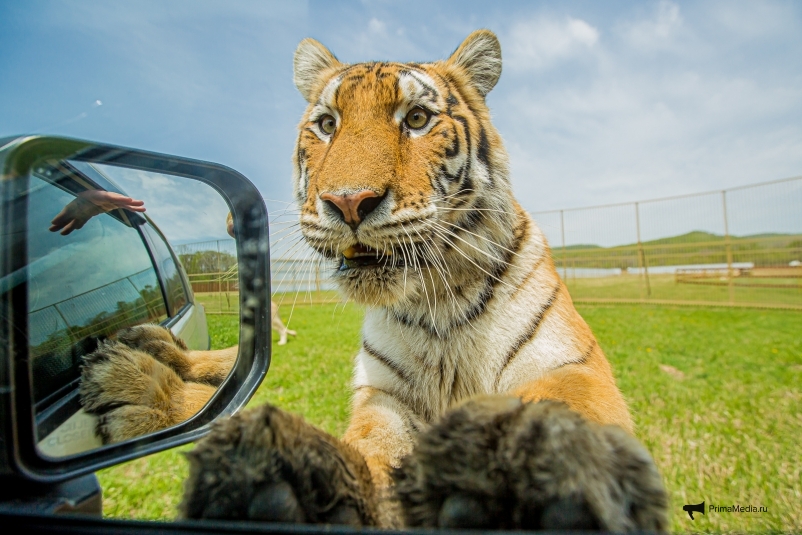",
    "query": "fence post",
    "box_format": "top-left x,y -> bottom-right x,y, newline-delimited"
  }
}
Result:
722,191 -> 735,304
560,210 -> 567,282
635,202 -> 651,298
